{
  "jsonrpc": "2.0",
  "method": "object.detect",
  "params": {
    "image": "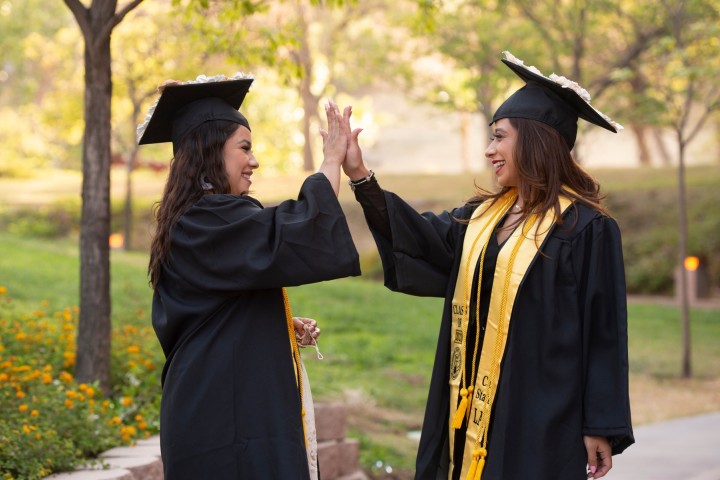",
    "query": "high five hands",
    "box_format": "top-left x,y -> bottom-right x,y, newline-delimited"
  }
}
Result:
319,100 -> 370,186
